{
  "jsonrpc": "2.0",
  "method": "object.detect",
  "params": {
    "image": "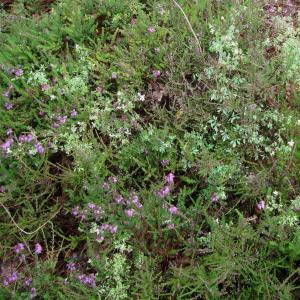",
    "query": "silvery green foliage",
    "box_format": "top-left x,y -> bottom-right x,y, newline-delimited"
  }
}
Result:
273,16 -> 300,88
